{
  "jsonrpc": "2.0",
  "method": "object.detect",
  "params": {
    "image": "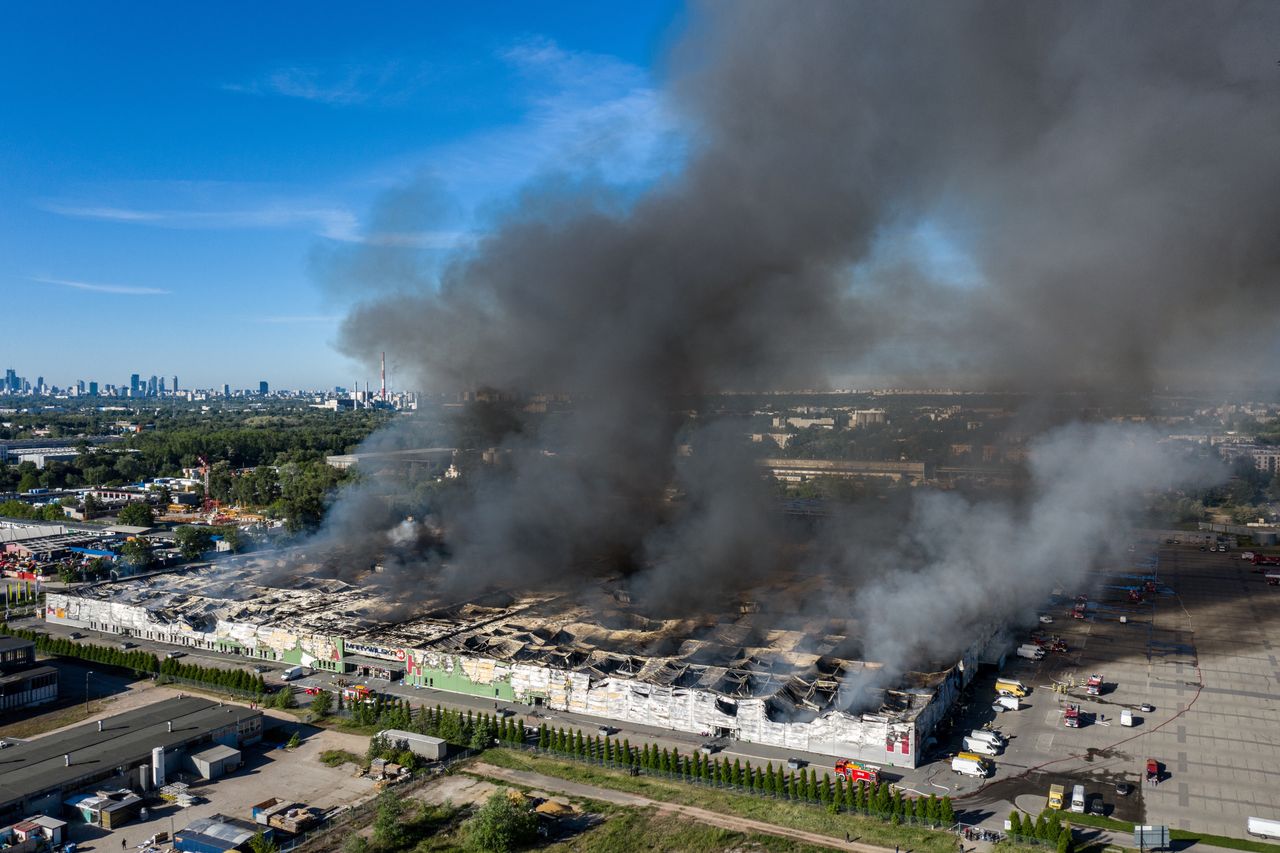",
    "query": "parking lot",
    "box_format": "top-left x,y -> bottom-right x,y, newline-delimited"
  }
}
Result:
941,541 -> 1280,840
